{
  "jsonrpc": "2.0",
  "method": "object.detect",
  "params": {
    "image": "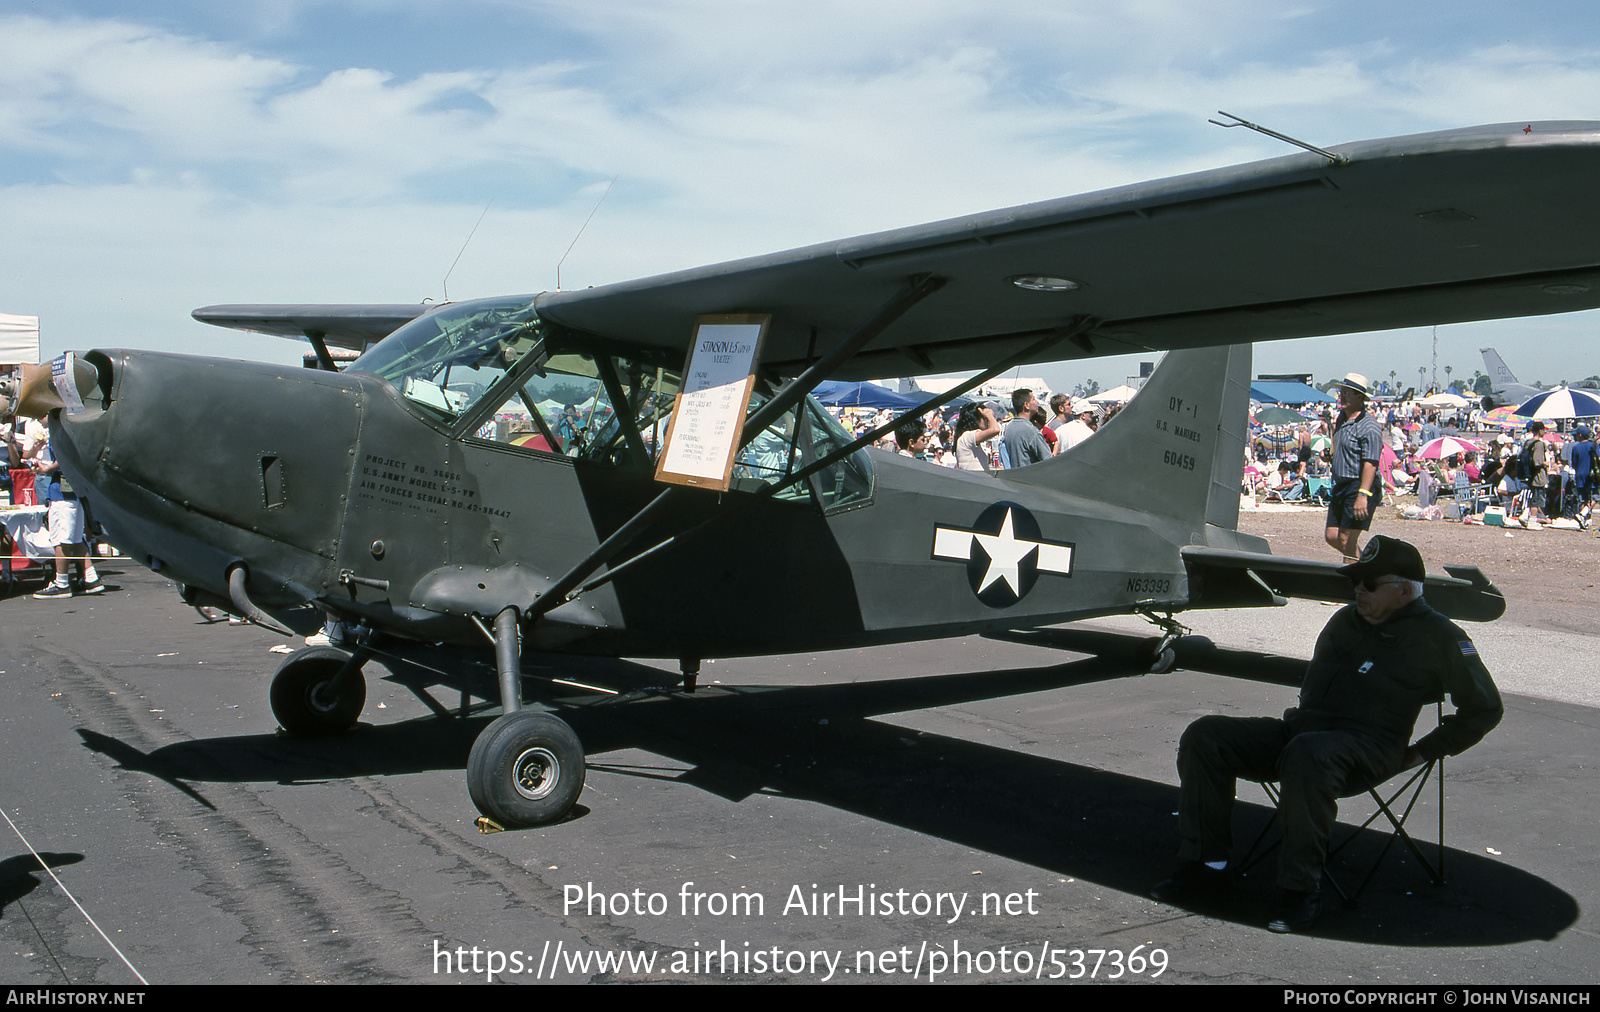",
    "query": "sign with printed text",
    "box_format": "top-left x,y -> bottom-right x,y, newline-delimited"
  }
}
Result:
654,314 -> 770,491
